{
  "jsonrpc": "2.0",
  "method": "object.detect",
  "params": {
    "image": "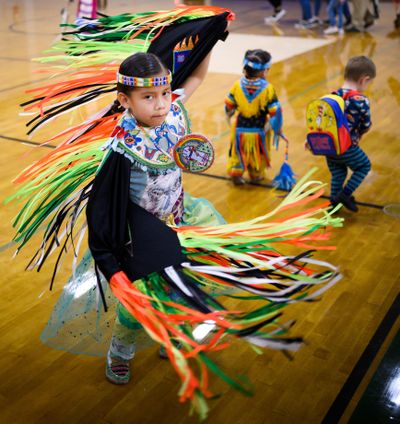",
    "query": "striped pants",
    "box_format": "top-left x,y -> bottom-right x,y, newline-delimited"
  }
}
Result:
326,145 -> 371,198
